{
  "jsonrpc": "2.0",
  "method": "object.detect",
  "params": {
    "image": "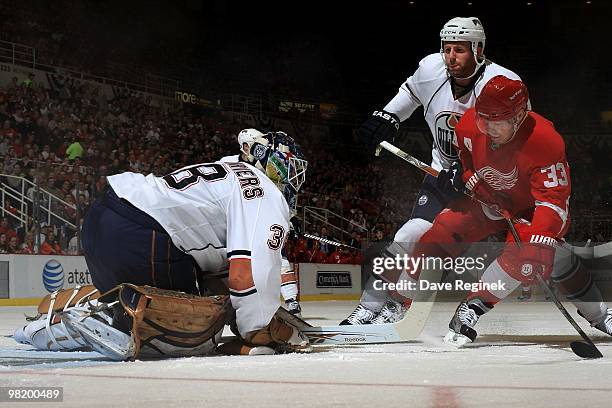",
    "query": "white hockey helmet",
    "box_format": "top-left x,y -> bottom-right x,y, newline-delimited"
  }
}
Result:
440,17 -> 486,77
238,128 -> 265,155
